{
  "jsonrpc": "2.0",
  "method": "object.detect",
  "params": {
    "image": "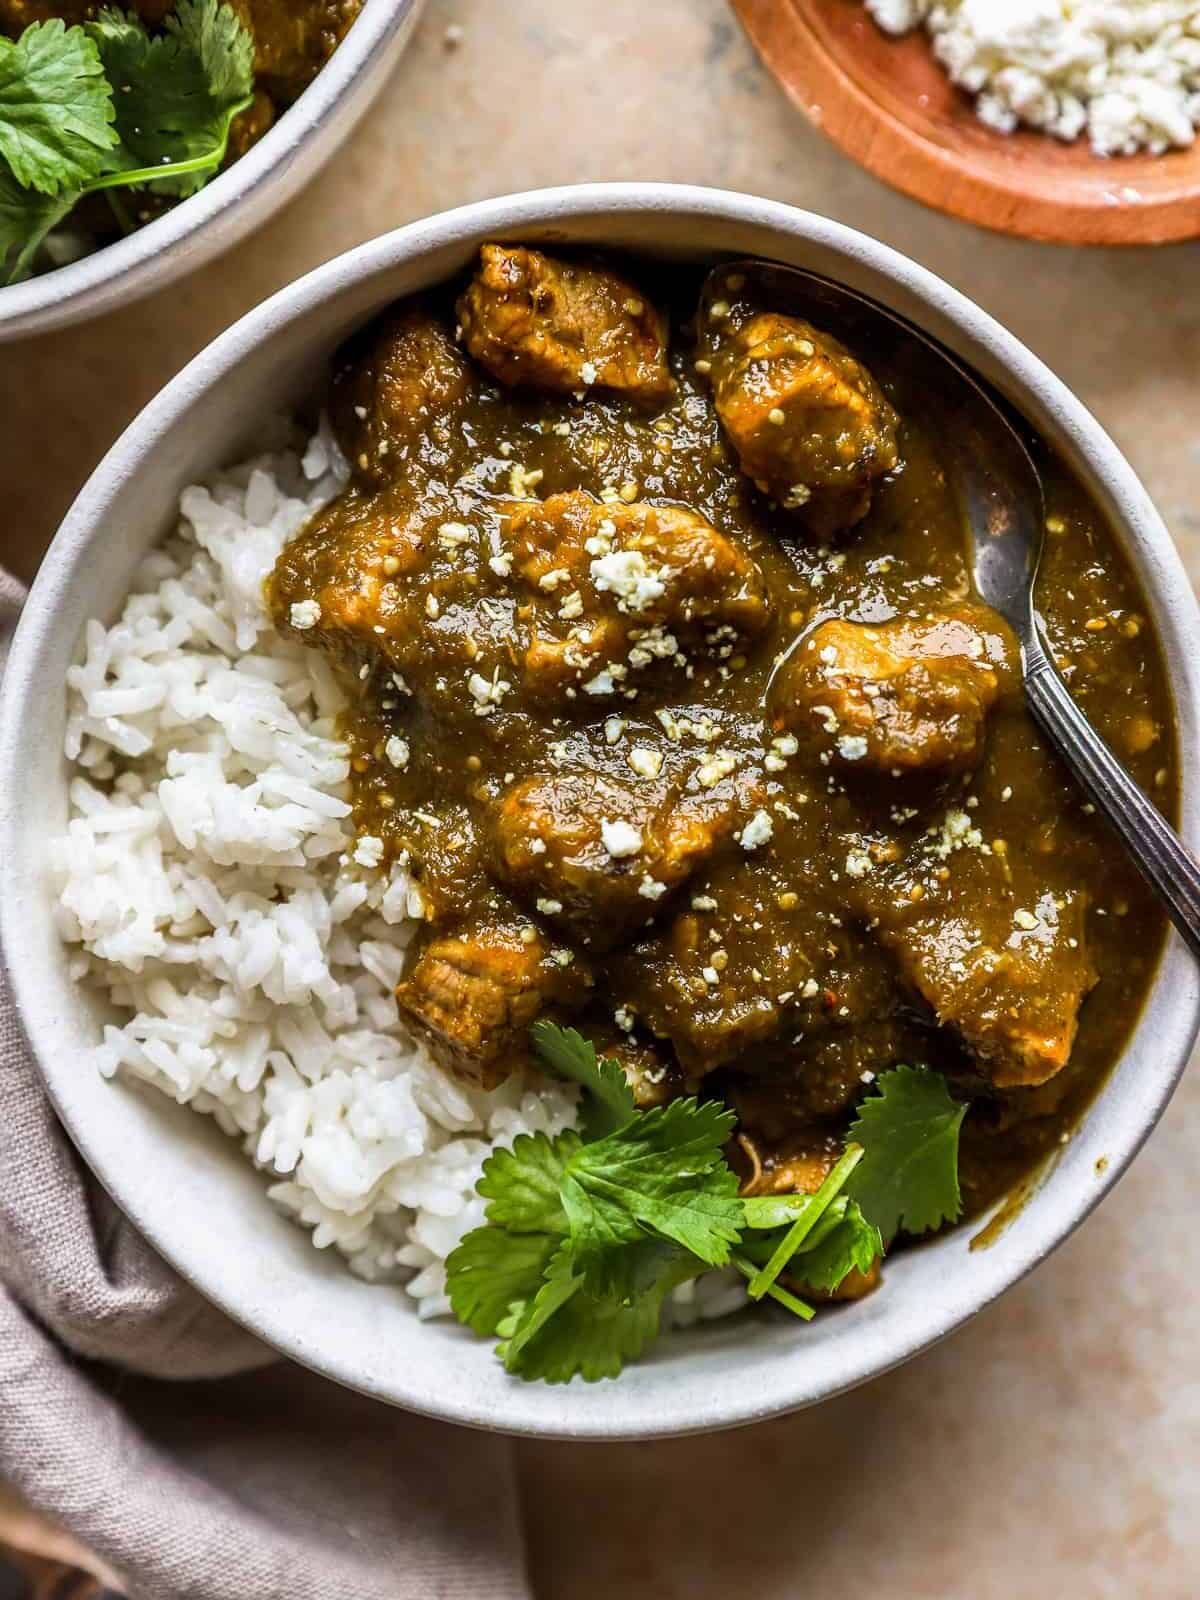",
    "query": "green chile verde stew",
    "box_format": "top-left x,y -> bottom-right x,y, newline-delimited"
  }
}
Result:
267,246 -> 1175,1379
